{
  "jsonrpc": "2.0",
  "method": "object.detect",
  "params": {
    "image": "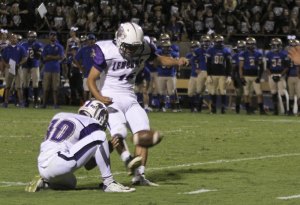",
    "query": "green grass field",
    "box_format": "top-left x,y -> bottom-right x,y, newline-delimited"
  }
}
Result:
1,107 -> 300,205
